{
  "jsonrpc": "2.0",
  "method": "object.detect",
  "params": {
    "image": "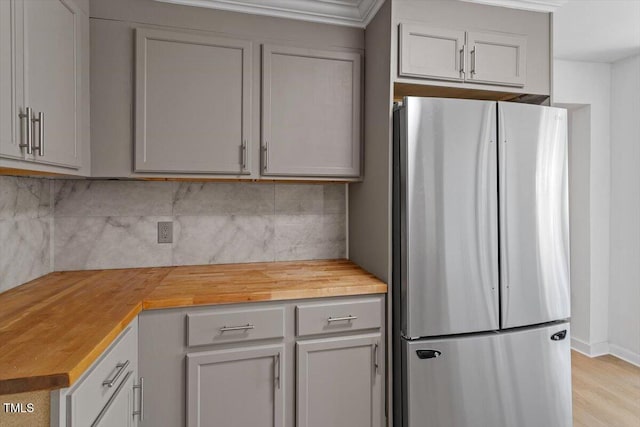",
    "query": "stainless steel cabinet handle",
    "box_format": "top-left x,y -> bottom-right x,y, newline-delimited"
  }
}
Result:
470,47 -> 476,76
459,45 -> 466,77
102,360 -> 130,387
133,377 -> 144,421
373,343 -> 379,373
91,370 -> 133,427
32,111 -> 44,156
262,142 -> 268,171
18,107 -> 33,154
241,139 -> 247,171
219,324 -> 255,332
327,315 -> 358,323
274,353 -> 281,389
